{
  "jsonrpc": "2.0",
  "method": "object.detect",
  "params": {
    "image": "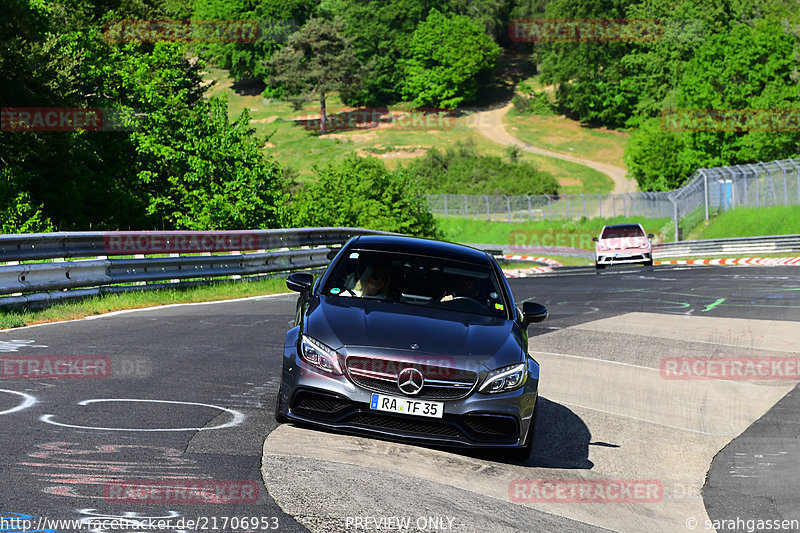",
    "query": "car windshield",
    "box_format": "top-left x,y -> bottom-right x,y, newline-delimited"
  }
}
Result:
322,250 -> 508,318
601,225 -> 644,239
